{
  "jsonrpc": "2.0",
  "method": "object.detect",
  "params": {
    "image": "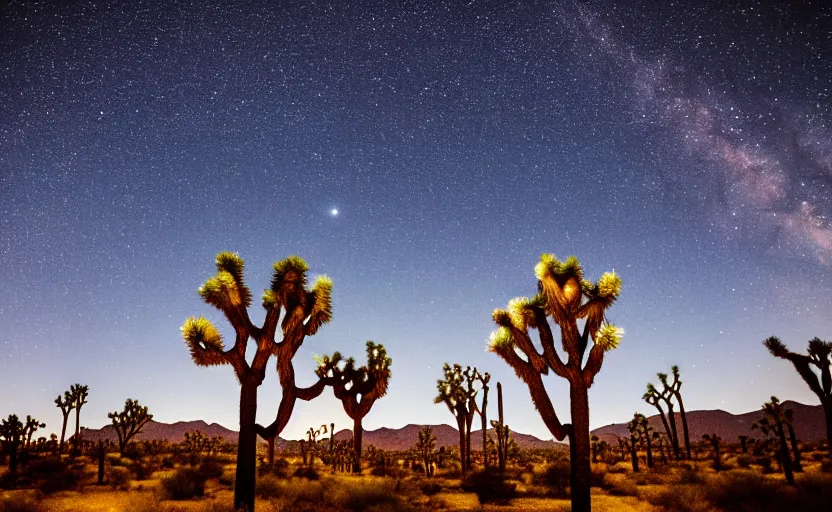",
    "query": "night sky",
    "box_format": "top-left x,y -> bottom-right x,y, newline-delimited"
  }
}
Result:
2,1 -> 831,442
